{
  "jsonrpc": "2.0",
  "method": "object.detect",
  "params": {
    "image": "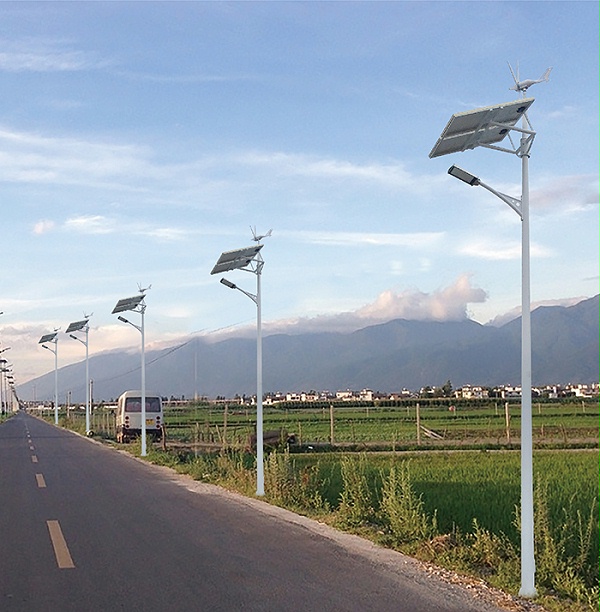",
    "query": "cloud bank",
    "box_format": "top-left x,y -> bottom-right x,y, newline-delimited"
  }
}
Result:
207,274 -> 487,340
